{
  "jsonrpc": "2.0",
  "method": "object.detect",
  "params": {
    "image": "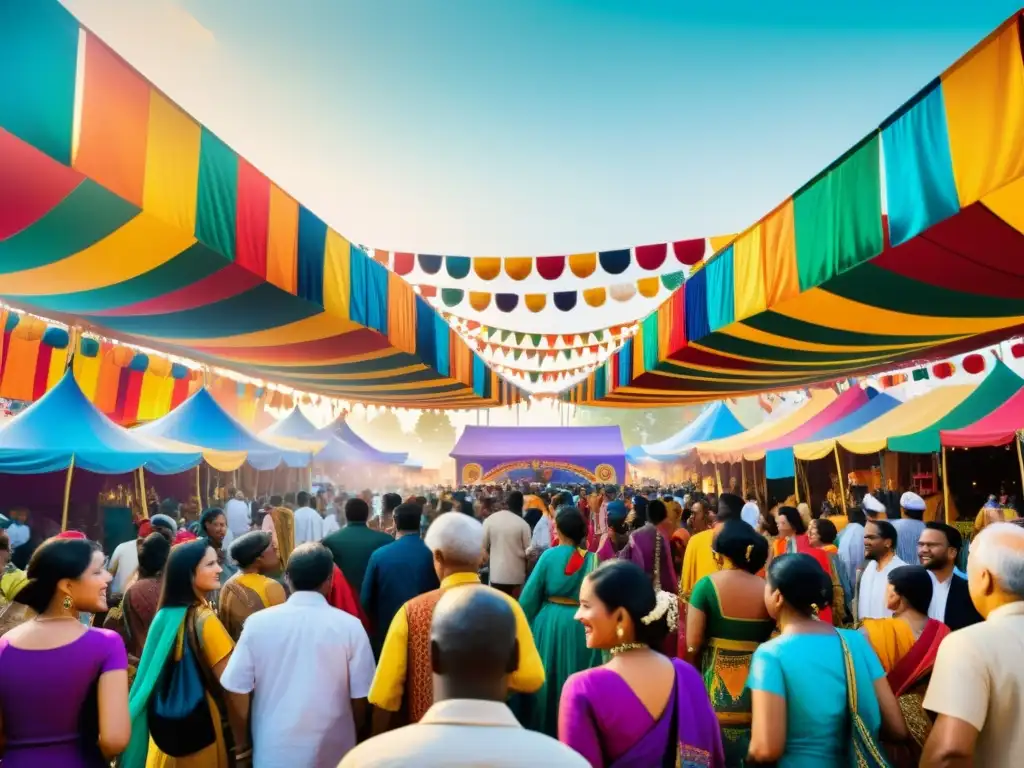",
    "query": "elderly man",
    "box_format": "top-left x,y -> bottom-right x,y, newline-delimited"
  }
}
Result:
367,512 -> 544,734
892,490 -> 927,564
342,588 -> 585,767
923,523 -> 1024,767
